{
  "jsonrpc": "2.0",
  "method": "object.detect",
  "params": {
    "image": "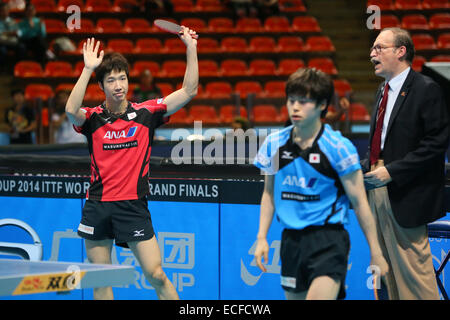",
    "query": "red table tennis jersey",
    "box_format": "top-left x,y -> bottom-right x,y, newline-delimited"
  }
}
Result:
74,99 -> 168,201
